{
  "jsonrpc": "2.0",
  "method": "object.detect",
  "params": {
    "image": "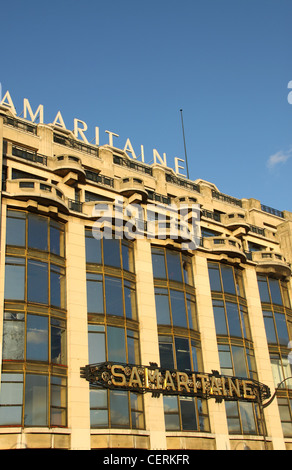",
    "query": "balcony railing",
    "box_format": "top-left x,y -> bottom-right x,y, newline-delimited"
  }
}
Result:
212,190 -> 242,207
261,204 -> 284,218
12,145 -> 47,165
